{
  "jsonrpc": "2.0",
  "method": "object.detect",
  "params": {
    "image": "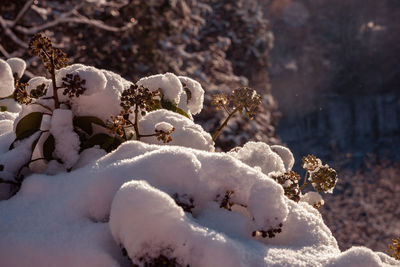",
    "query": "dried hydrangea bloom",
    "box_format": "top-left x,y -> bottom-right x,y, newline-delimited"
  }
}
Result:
107,114 -> 127,137
229,87 -> 261,119
302,154 -> 322,172
271,171 -> 301,202
13,81 -> 31,104
310,165 -> 338,193
211,93 -> 229,110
